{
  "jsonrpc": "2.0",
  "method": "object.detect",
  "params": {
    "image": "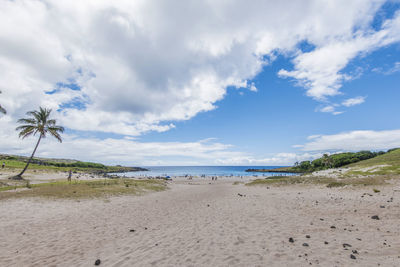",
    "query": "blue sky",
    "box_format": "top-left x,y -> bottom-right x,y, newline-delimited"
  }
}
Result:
139,43 -> 400,157
1,0 -> 400,166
